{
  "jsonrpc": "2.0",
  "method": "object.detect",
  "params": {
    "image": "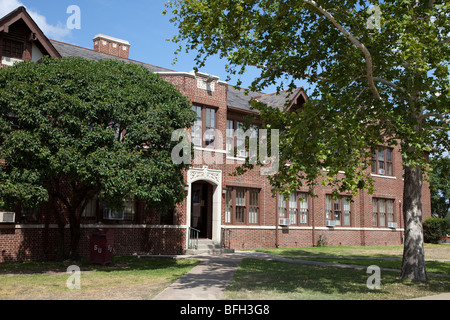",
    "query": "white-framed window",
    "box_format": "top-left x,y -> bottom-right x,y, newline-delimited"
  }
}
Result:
224,187 -> 260,225
373,198 -> 395,227
278,192 -> 309,225
191,105 -> 216,148
372,148 -> 393,176
326,195 -> 351,226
